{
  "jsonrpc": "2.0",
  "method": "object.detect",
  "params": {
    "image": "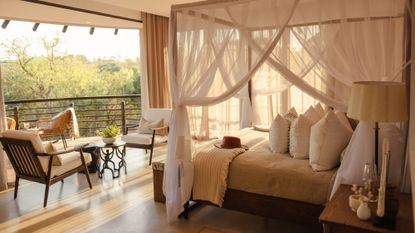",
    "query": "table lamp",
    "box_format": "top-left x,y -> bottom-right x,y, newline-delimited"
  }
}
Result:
347,81 -> 408,229
347,81 -> 408,172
